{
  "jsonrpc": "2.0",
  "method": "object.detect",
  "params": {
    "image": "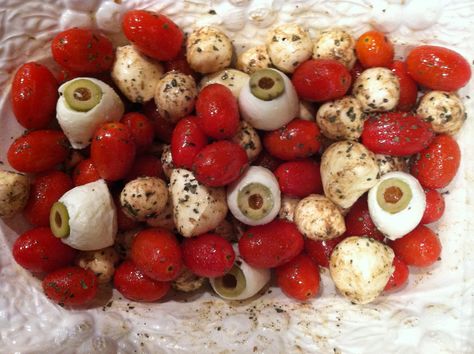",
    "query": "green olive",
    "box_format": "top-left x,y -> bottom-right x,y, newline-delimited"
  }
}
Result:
50,202 -> 70,238
376,178 -> 412,214
249,69 -> 285,101
212,265 -> 246,298
237,182 -> 274,221
63,79 -> 102,112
